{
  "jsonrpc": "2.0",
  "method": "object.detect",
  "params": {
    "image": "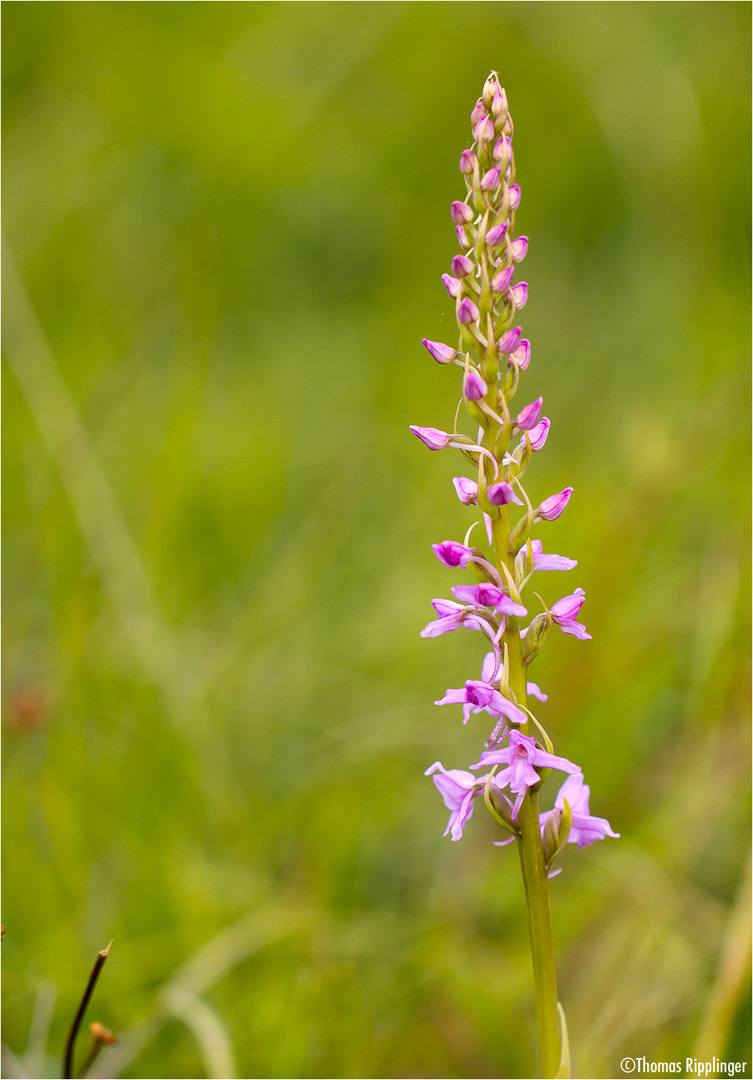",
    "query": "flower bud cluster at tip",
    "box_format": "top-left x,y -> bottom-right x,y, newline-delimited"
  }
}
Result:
410,72 -> 616,869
